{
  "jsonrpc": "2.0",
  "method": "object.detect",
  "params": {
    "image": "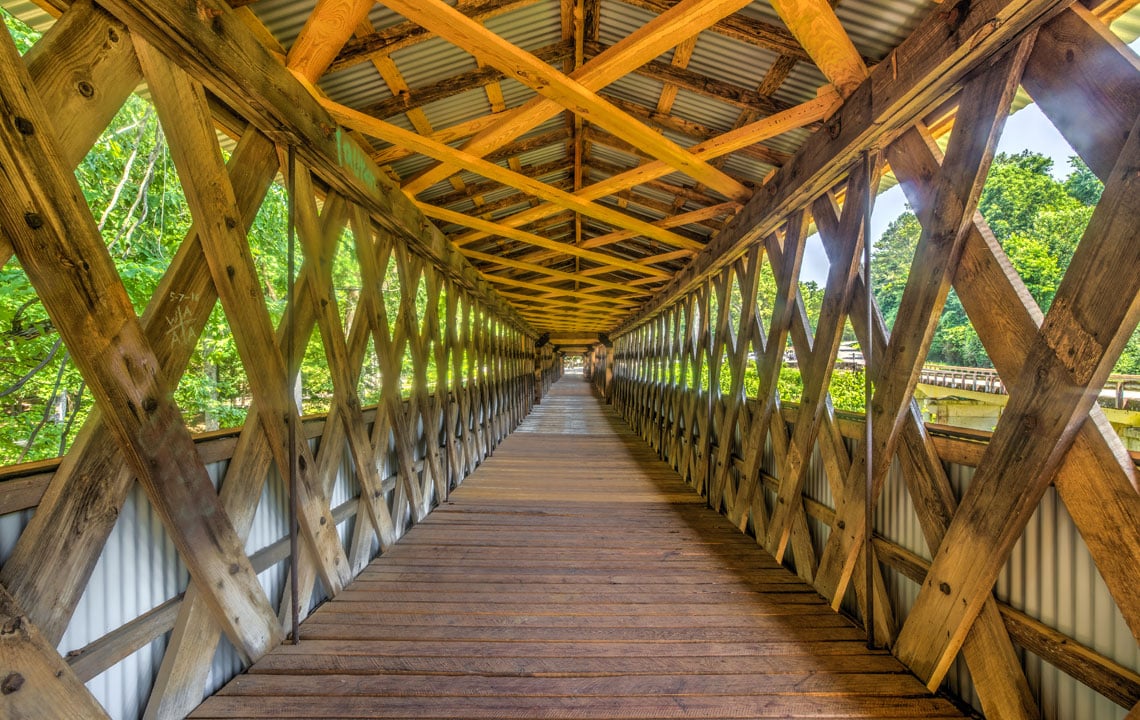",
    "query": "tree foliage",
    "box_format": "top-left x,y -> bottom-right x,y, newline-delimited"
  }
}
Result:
867,150 -> 1135,371
0,12 -> 427,465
